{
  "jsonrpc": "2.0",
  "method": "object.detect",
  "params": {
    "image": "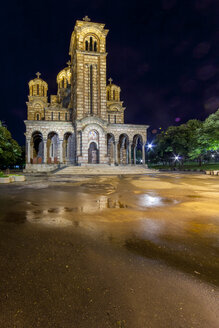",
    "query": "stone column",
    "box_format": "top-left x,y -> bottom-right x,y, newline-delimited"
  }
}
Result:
134,146 -> 137,165
27,139 -> 31,164
43,140 -> 47,164
59,139 -> 63,164
142,143 -> 145,164
114,141 -> 118,165
129,143 -> 132,164
126,146 -> 129,165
